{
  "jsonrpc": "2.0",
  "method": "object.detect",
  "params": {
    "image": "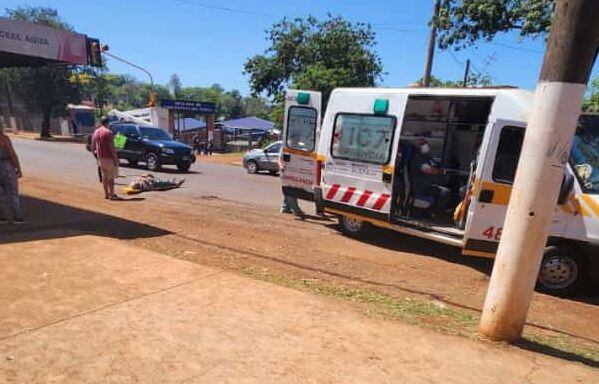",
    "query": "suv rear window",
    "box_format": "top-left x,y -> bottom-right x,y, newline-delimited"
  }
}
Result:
111,125 -> 124,135
139,127 -> 171,140
123,126 -> 138,137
